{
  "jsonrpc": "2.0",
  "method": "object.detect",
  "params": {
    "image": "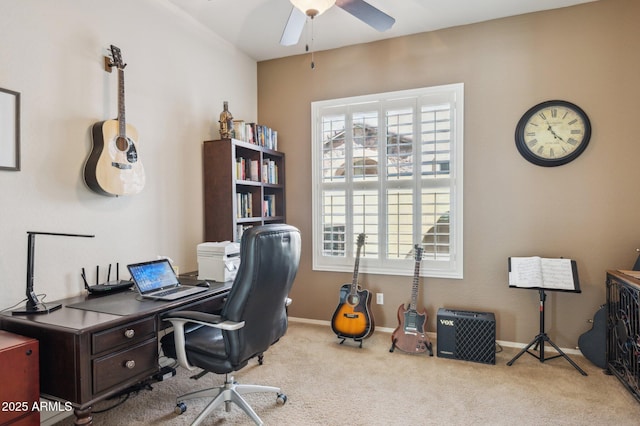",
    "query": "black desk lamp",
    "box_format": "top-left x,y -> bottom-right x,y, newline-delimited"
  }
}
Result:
12,231 -> 94,315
